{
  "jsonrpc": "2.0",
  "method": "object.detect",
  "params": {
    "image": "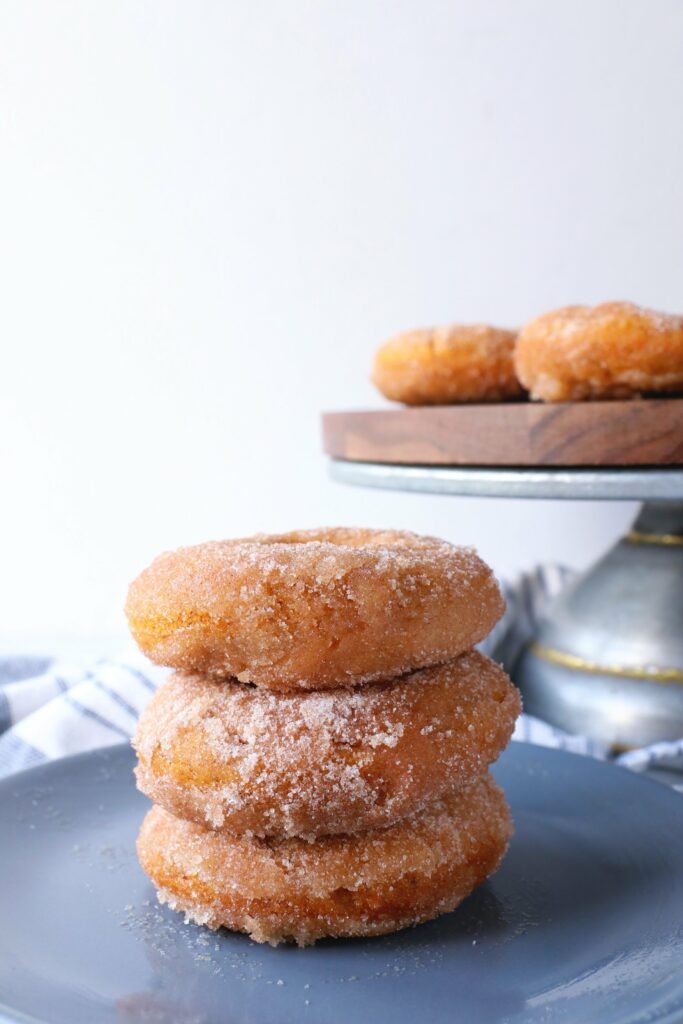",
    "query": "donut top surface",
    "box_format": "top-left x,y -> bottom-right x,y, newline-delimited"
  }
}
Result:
125,527 -> 505,689
126,528 -> 491,614
375,323 -> 517,365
